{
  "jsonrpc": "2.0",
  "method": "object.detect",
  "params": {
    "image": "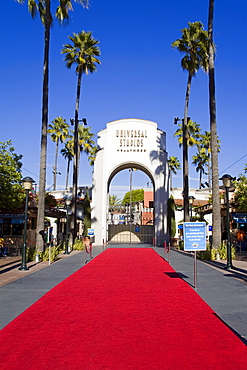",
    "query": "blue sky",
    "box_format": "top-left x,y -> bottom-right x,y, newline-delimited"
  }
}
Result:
1,1 -> 247,199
